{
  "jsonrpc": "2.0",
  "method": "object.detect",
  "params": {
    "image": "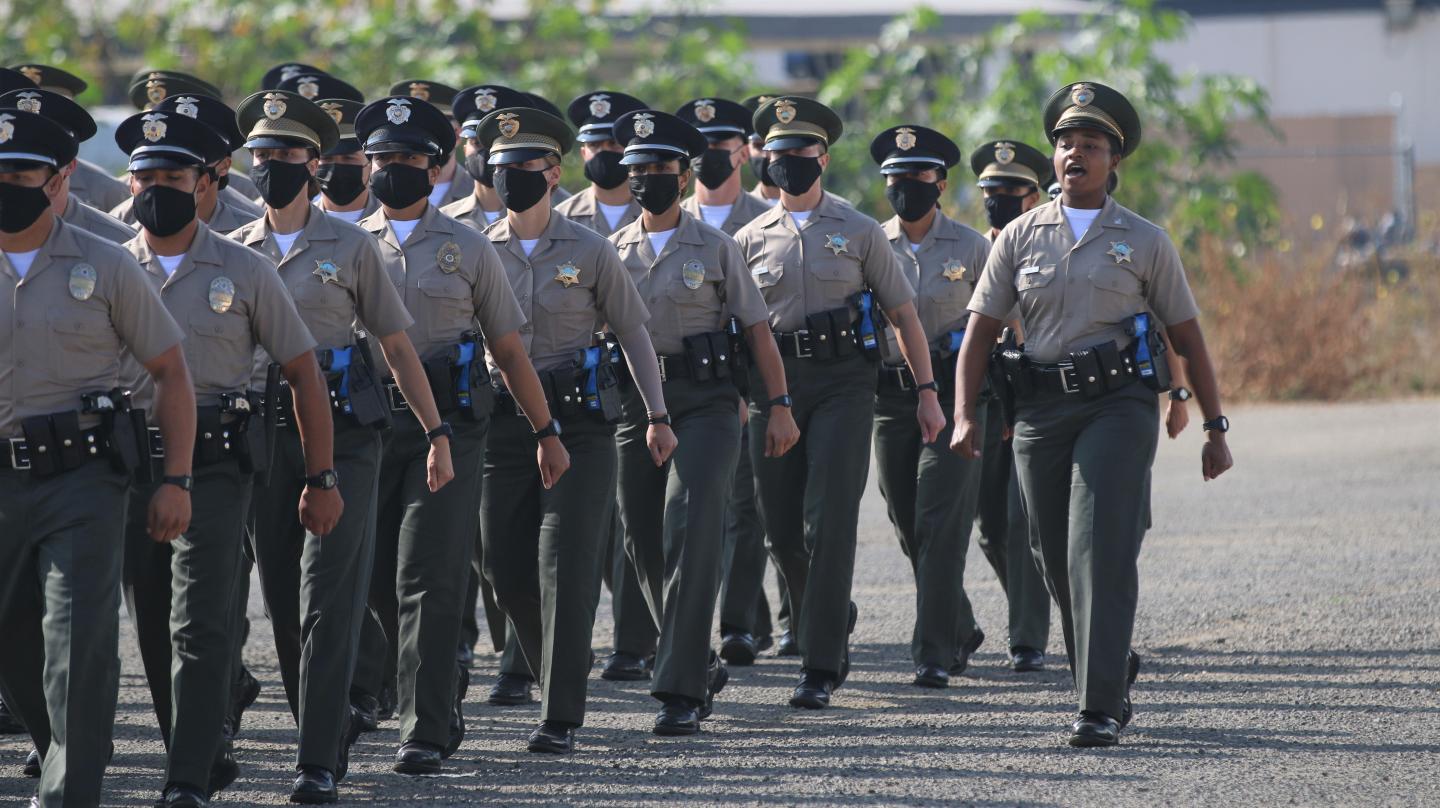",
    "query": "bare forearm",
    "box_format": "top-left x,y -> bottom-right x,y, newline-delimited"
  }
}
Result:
284,358 -> 336,474
956,312 -> 1003,421
744,322 -> 788,401
889,306 -> 936,385
1165,319 -> 1222,420
378,333 -> 442,432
